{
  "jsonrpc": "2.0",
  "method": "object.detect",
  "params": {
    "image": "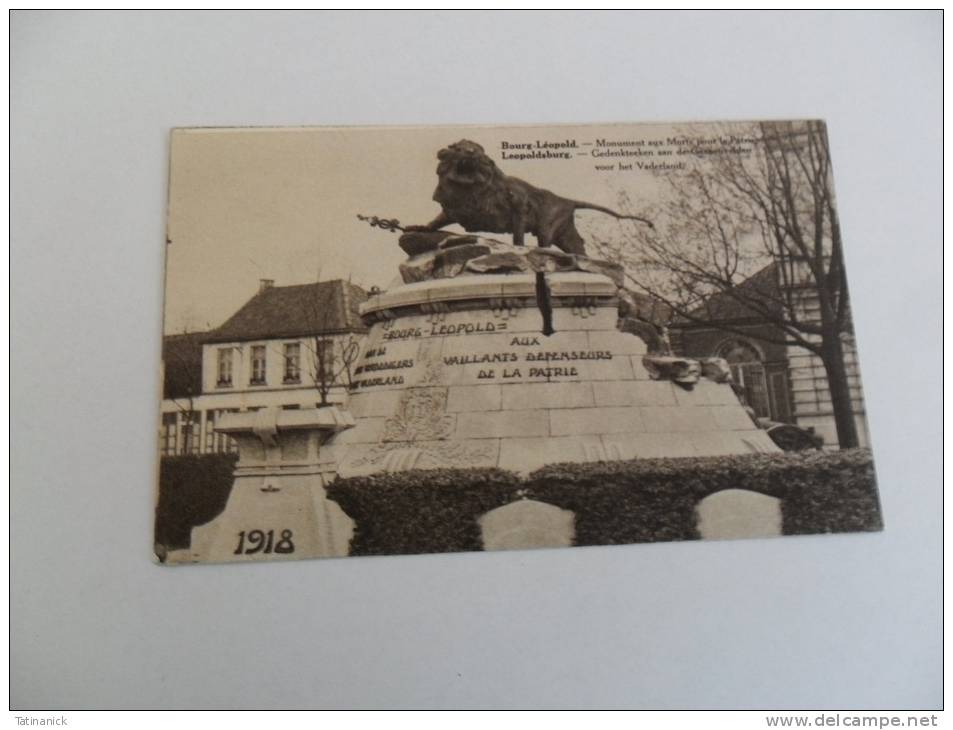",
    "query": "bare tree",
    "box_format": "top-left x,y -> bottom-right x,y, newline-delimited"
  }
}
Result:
590,121 -> 859,448
303,276 -> 361,407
